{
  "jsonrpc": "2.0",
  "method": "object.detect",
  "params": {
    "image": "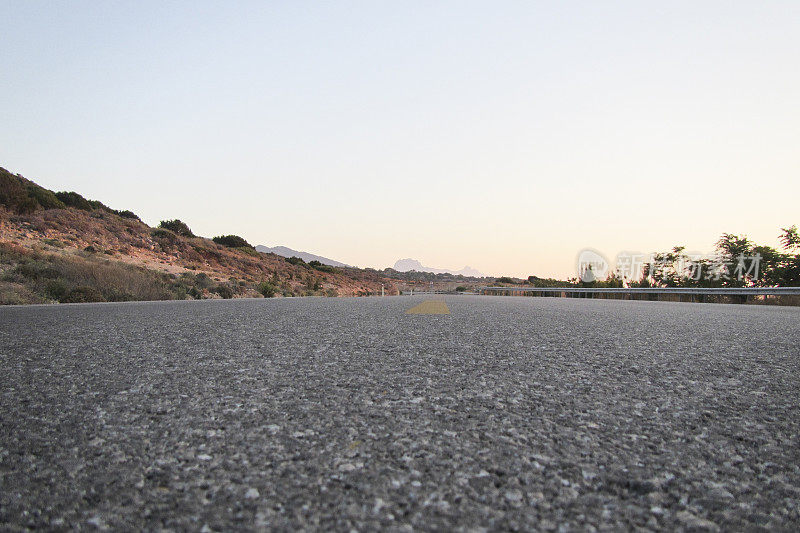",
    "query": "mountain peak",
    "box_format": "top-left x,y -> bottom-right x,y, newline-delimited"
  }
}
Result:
255,245 -> 349,268
392,258 -> 483,277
